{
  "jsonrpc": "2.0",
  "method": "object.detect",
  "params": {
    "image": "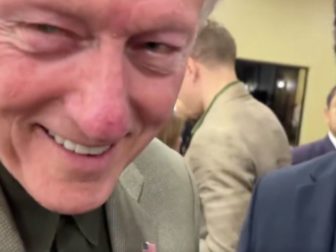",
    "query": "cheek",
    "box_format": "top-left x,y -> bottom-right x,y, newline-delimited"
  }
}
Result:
178,84 -> 190,103
0,57 -> 51,111
128,72 -> 184,126
0,52 -> 80,114
179,80 -> 195,106
0,57 -> 34,108
331,115 -> 336,125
